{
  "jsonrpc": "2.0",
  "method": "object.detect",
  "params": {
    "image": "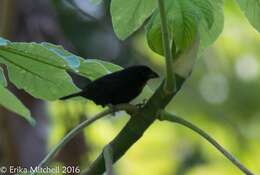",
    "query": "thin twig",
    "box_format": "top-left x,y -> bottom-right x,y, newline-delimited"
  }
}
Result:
32,104 -> 137,175
159,110 -> 255,175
